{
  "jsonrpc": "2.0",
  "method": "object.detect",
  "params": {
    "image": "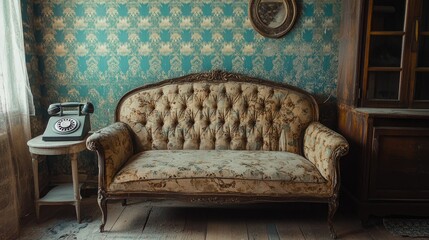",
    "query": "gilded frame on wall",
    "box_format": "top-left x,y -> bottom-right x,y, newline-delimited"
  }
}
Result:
249,0 -> 298,38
